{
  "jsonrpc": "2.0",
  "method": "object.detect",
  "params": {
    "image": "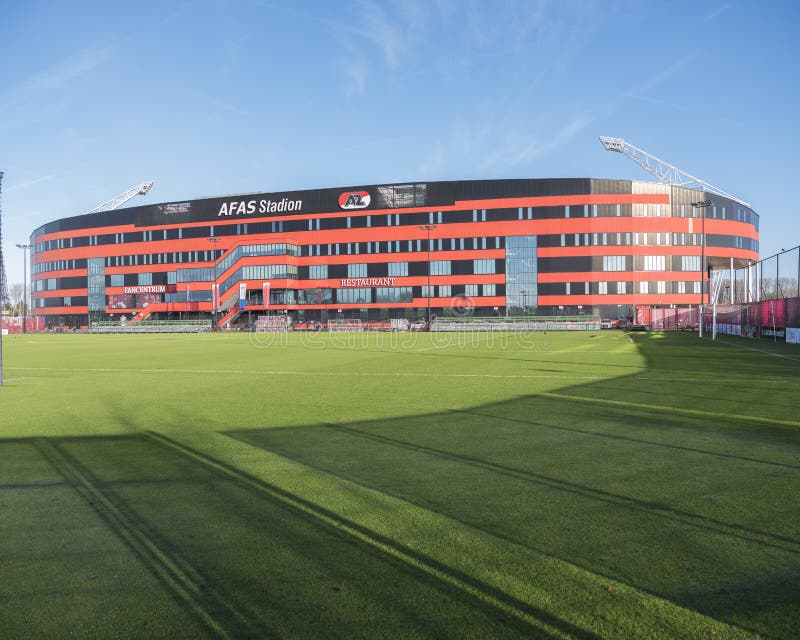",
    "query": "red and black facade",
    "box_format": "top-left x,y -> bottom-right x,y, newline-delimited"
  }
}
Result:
29,178 -> 759,327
